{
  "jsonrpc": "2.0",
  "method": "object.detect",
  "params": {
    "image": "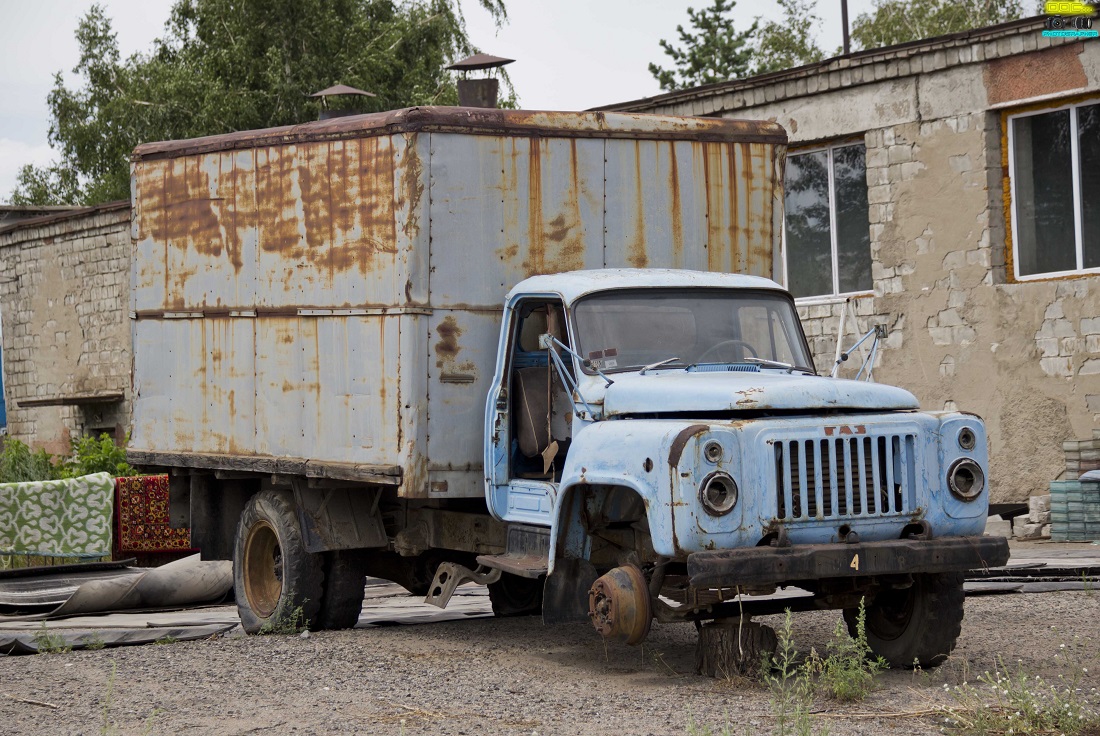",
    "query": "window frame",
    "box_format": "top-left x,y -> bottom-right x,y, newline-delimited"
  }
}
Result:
782,140 -> 874,302
1006,97 -> 1098,282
